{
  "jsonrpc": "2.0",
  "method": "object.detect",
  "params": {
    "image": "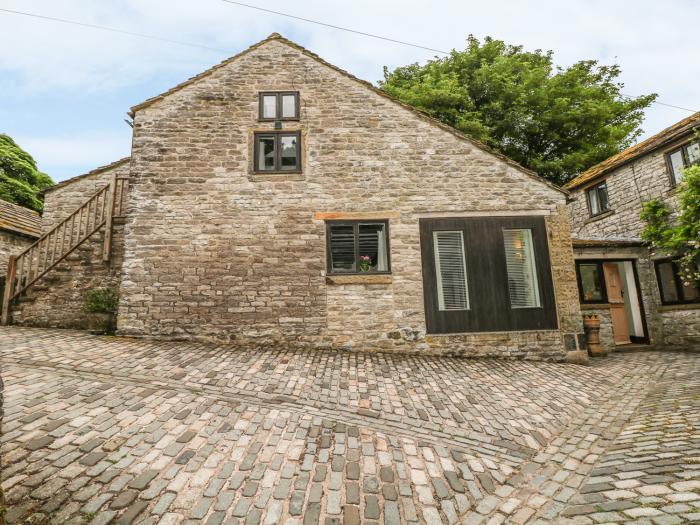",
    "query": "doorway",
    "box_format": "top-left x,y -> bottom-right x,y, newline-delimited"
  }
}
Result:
577,259 -> 648,345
